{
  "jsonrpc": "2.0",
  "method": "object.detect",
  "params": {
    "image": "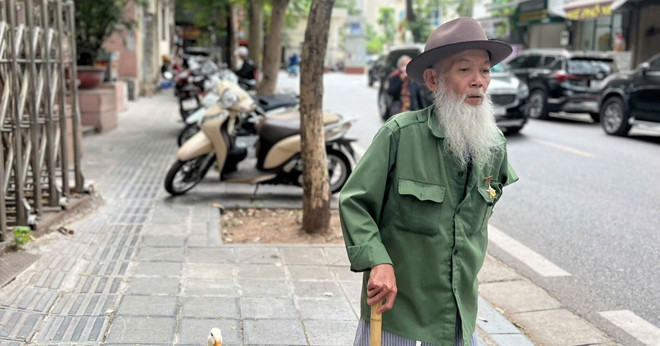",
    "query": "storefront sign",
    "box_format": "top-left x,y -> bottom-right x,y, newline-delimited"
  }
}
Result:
515,0 -> 564,26
565,1 -> 612,20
